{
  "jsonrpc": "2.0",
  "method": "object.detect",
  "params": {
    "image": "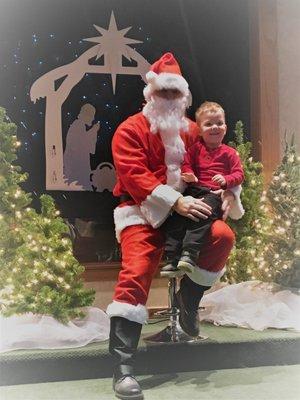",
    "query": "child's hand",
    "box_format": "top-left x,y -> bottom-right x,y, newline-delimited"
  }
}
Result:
212,174 -> 226,186
181,172 -> 198,183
